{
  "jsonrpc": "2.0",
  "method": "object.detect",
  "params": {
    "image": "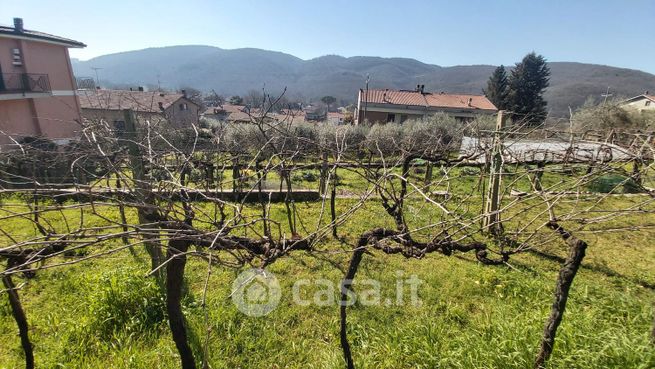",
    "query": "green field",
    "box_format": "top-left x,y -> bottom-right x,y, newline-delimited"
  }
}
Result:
1,182 -> 654,369
2,157 -> 655,369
